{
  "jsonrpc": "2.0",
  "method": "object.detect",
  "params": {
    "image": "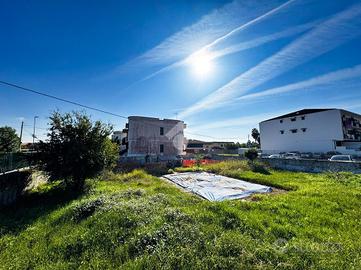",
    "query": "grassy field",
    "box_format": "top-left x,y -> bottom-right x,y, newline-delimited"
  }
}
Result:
1,161 -> 361,269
